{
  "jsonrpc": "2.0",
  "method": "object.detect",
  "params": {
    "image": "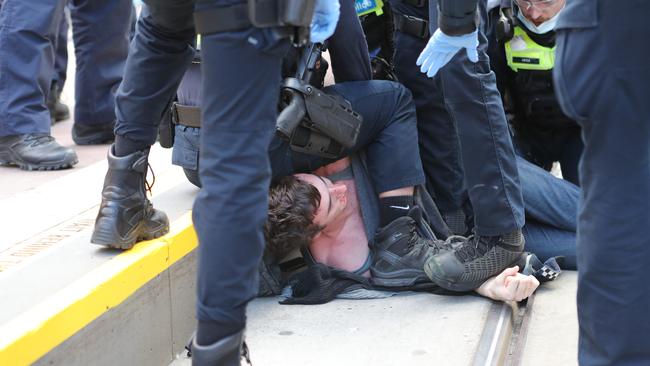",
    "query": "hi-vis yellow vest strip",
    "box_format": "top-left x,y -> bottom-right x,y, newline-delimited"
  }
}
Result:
356,0 -> 384,16
505,26 -> 555,72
